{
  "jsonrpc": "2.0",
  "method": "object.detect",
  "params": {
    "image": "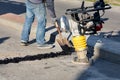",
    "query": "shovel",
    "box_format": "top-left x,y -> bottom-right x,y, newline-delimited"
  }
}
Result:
54,21 -> 71,48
